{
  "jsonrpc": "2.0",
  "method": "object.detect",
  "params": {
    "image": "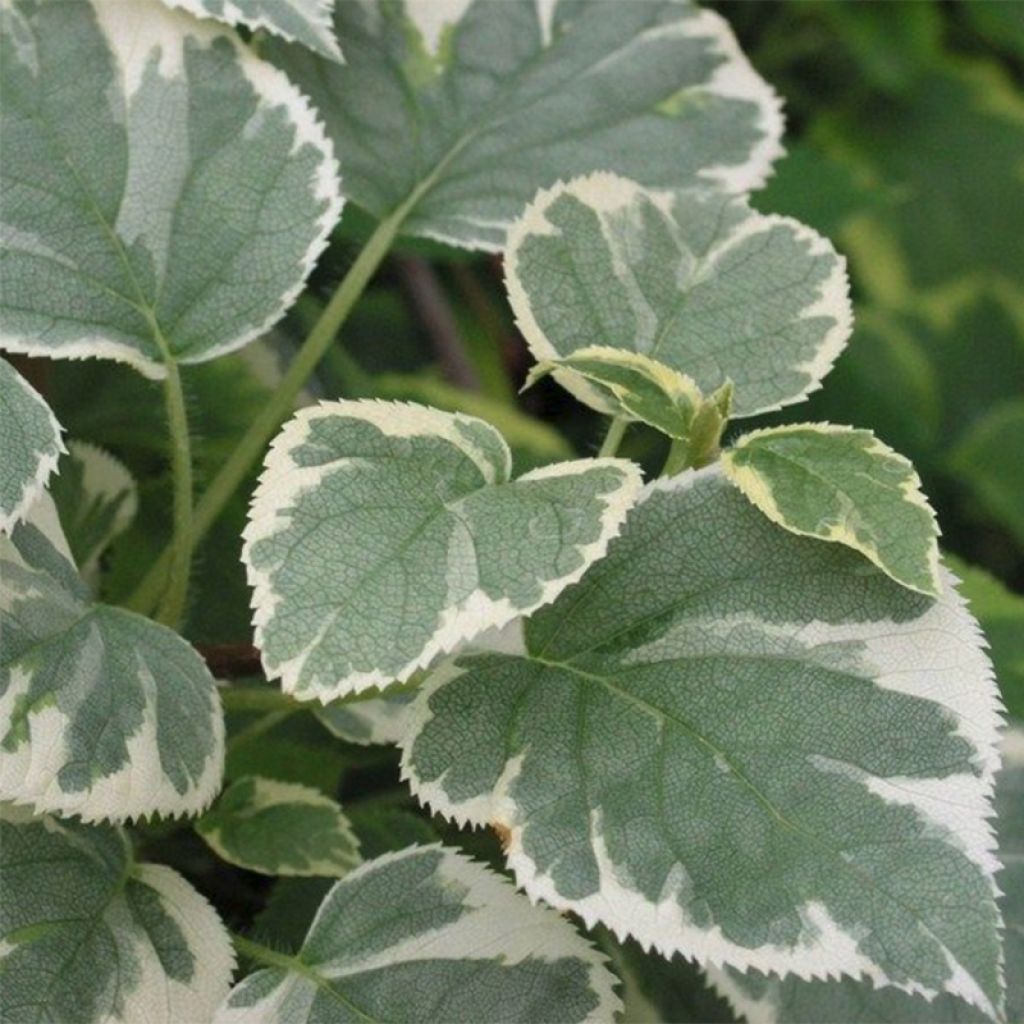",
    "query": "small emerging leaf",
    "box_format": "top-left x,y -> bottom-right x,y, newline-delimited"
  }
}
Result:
1,498 -> 224,822
316,688 -> 414,746
525,347 -> 703,440
217,844 -> 621,1022
506,173 -> 851,417
0,358 -> 63,533
161,0 -> 343,61
402,466 -> 1003,1016
0,0 -> 341,377
197,775 -> 361,877
0,805 -> 234,1024
723,423 -> 941,596
244,400 -> 641,702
